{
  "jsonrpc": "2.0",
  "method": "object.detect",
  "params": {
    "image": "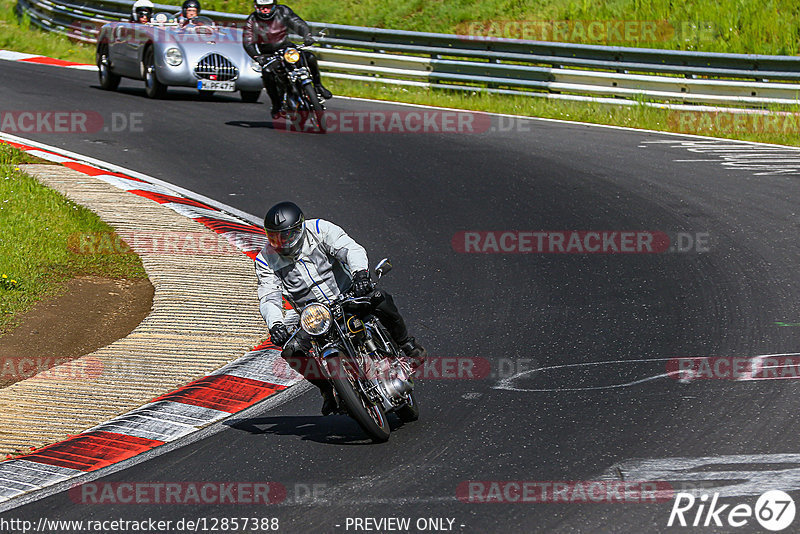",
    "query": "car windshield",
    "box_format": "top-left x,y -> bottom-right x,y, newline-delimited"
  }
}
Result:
183,15 -> 215,28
